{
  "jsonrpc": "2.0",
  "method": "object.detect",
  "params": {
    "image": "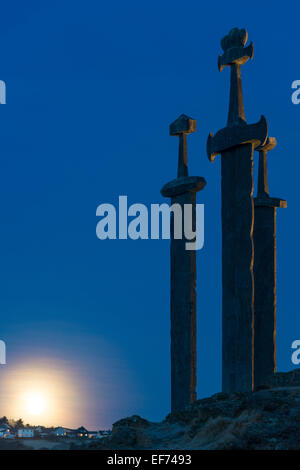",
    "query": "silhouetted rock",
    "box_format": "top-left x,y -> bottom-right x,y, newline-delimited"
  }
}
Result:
91,370 -> 300,450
